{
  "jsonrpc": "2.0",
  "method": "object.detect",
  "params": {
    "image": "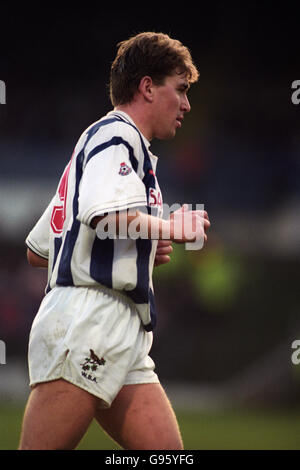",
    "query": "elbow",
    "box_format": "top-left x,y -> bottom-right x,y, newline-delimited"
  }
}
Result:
26,248 -> 48,268
27,248 -> 38,266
